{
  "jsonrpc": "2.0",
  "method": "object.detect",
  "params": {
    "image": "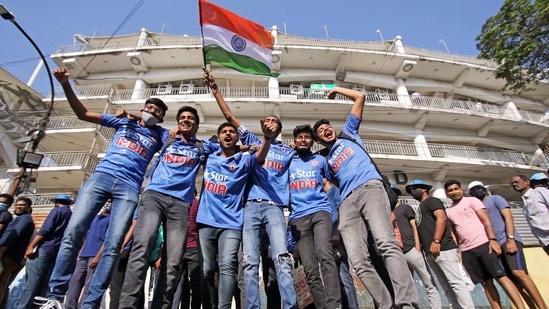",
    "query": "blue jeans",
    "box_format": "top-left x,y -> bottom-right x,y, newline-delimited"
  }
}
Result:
242,200 -> 297,309
15,248 -> 56,309
120,190 -> 190,309
199,226 -> 241,309
338,179 -> 418,309
47,172 -> 139,308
